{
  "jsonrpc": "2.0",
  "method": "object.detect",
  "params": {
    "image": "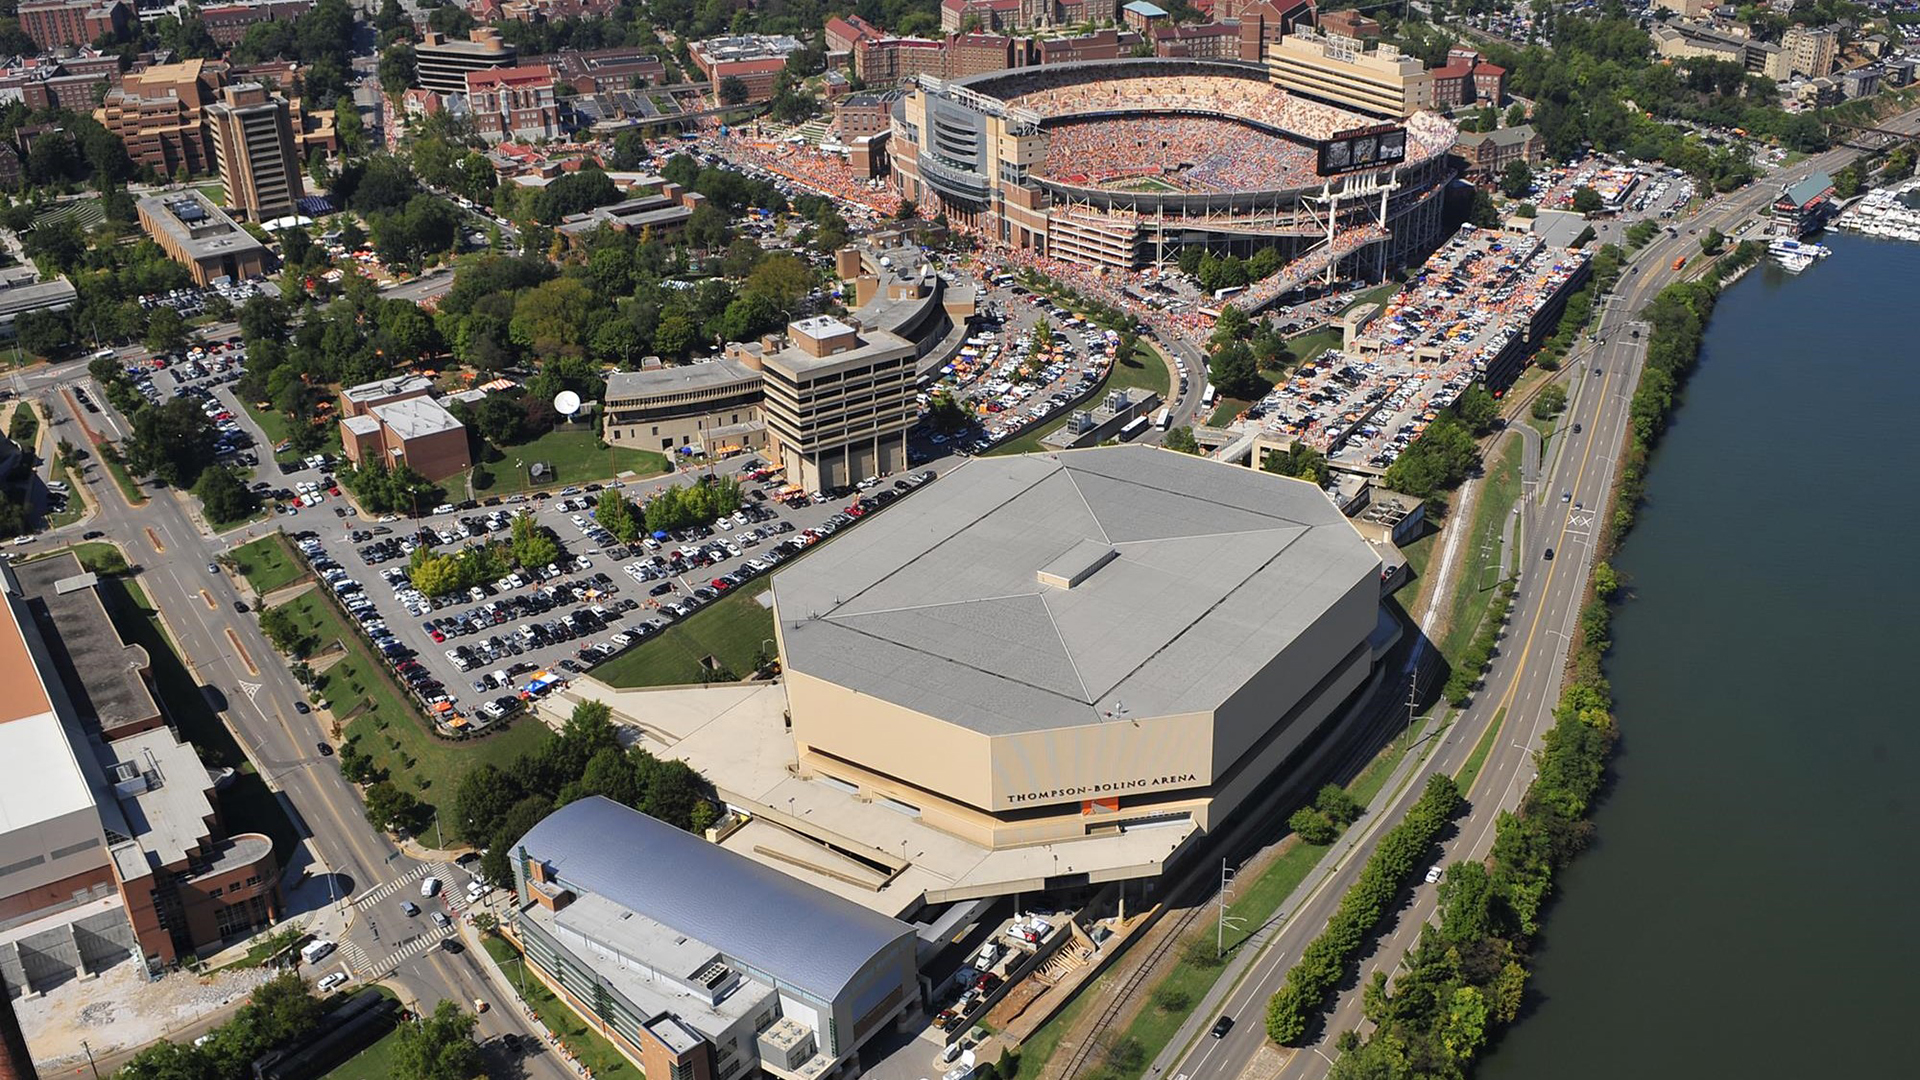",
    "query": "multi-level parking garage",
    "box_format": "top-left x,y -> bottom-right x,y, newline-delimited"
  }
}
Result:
889,59 -> 1455,273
